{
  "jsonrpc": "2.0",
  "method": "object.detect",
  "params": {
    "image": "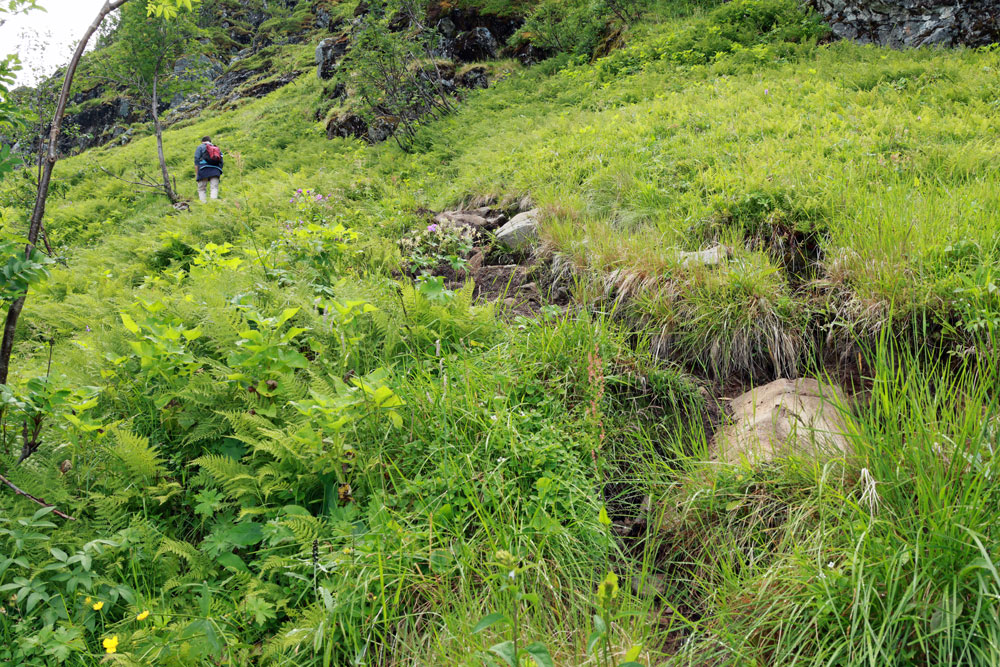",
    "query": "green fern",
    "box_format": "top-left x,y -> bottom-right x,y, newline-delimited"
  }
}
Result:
109,428 -> 167,482
156,537 -> 212,579
192,453 -> 259,502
